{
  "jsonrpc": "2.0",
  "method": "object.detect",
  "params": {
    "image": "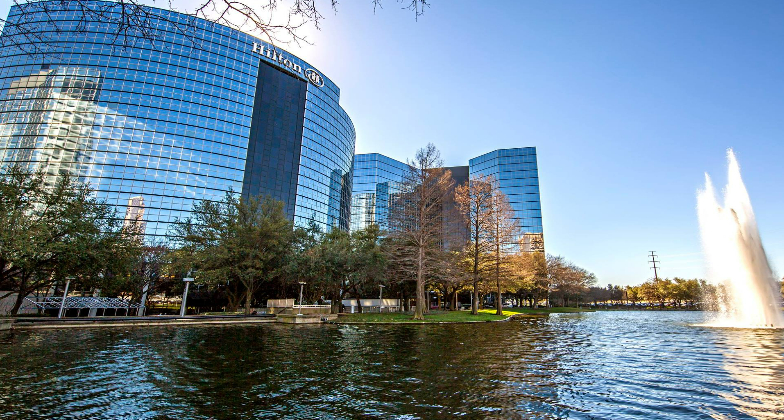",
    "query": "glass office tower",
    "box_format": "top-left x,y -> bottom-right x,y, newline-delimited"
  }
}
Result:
0,1 -> 355,237
350,153 -> 409,232
351,148 -> 543,252
469,147 -> 543,252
